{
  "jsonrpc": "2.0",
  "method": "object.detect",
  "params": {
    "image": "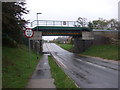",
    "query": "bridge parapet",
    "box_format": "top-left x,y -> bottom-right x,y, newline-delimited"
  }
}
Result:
31,20 -> 80,28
